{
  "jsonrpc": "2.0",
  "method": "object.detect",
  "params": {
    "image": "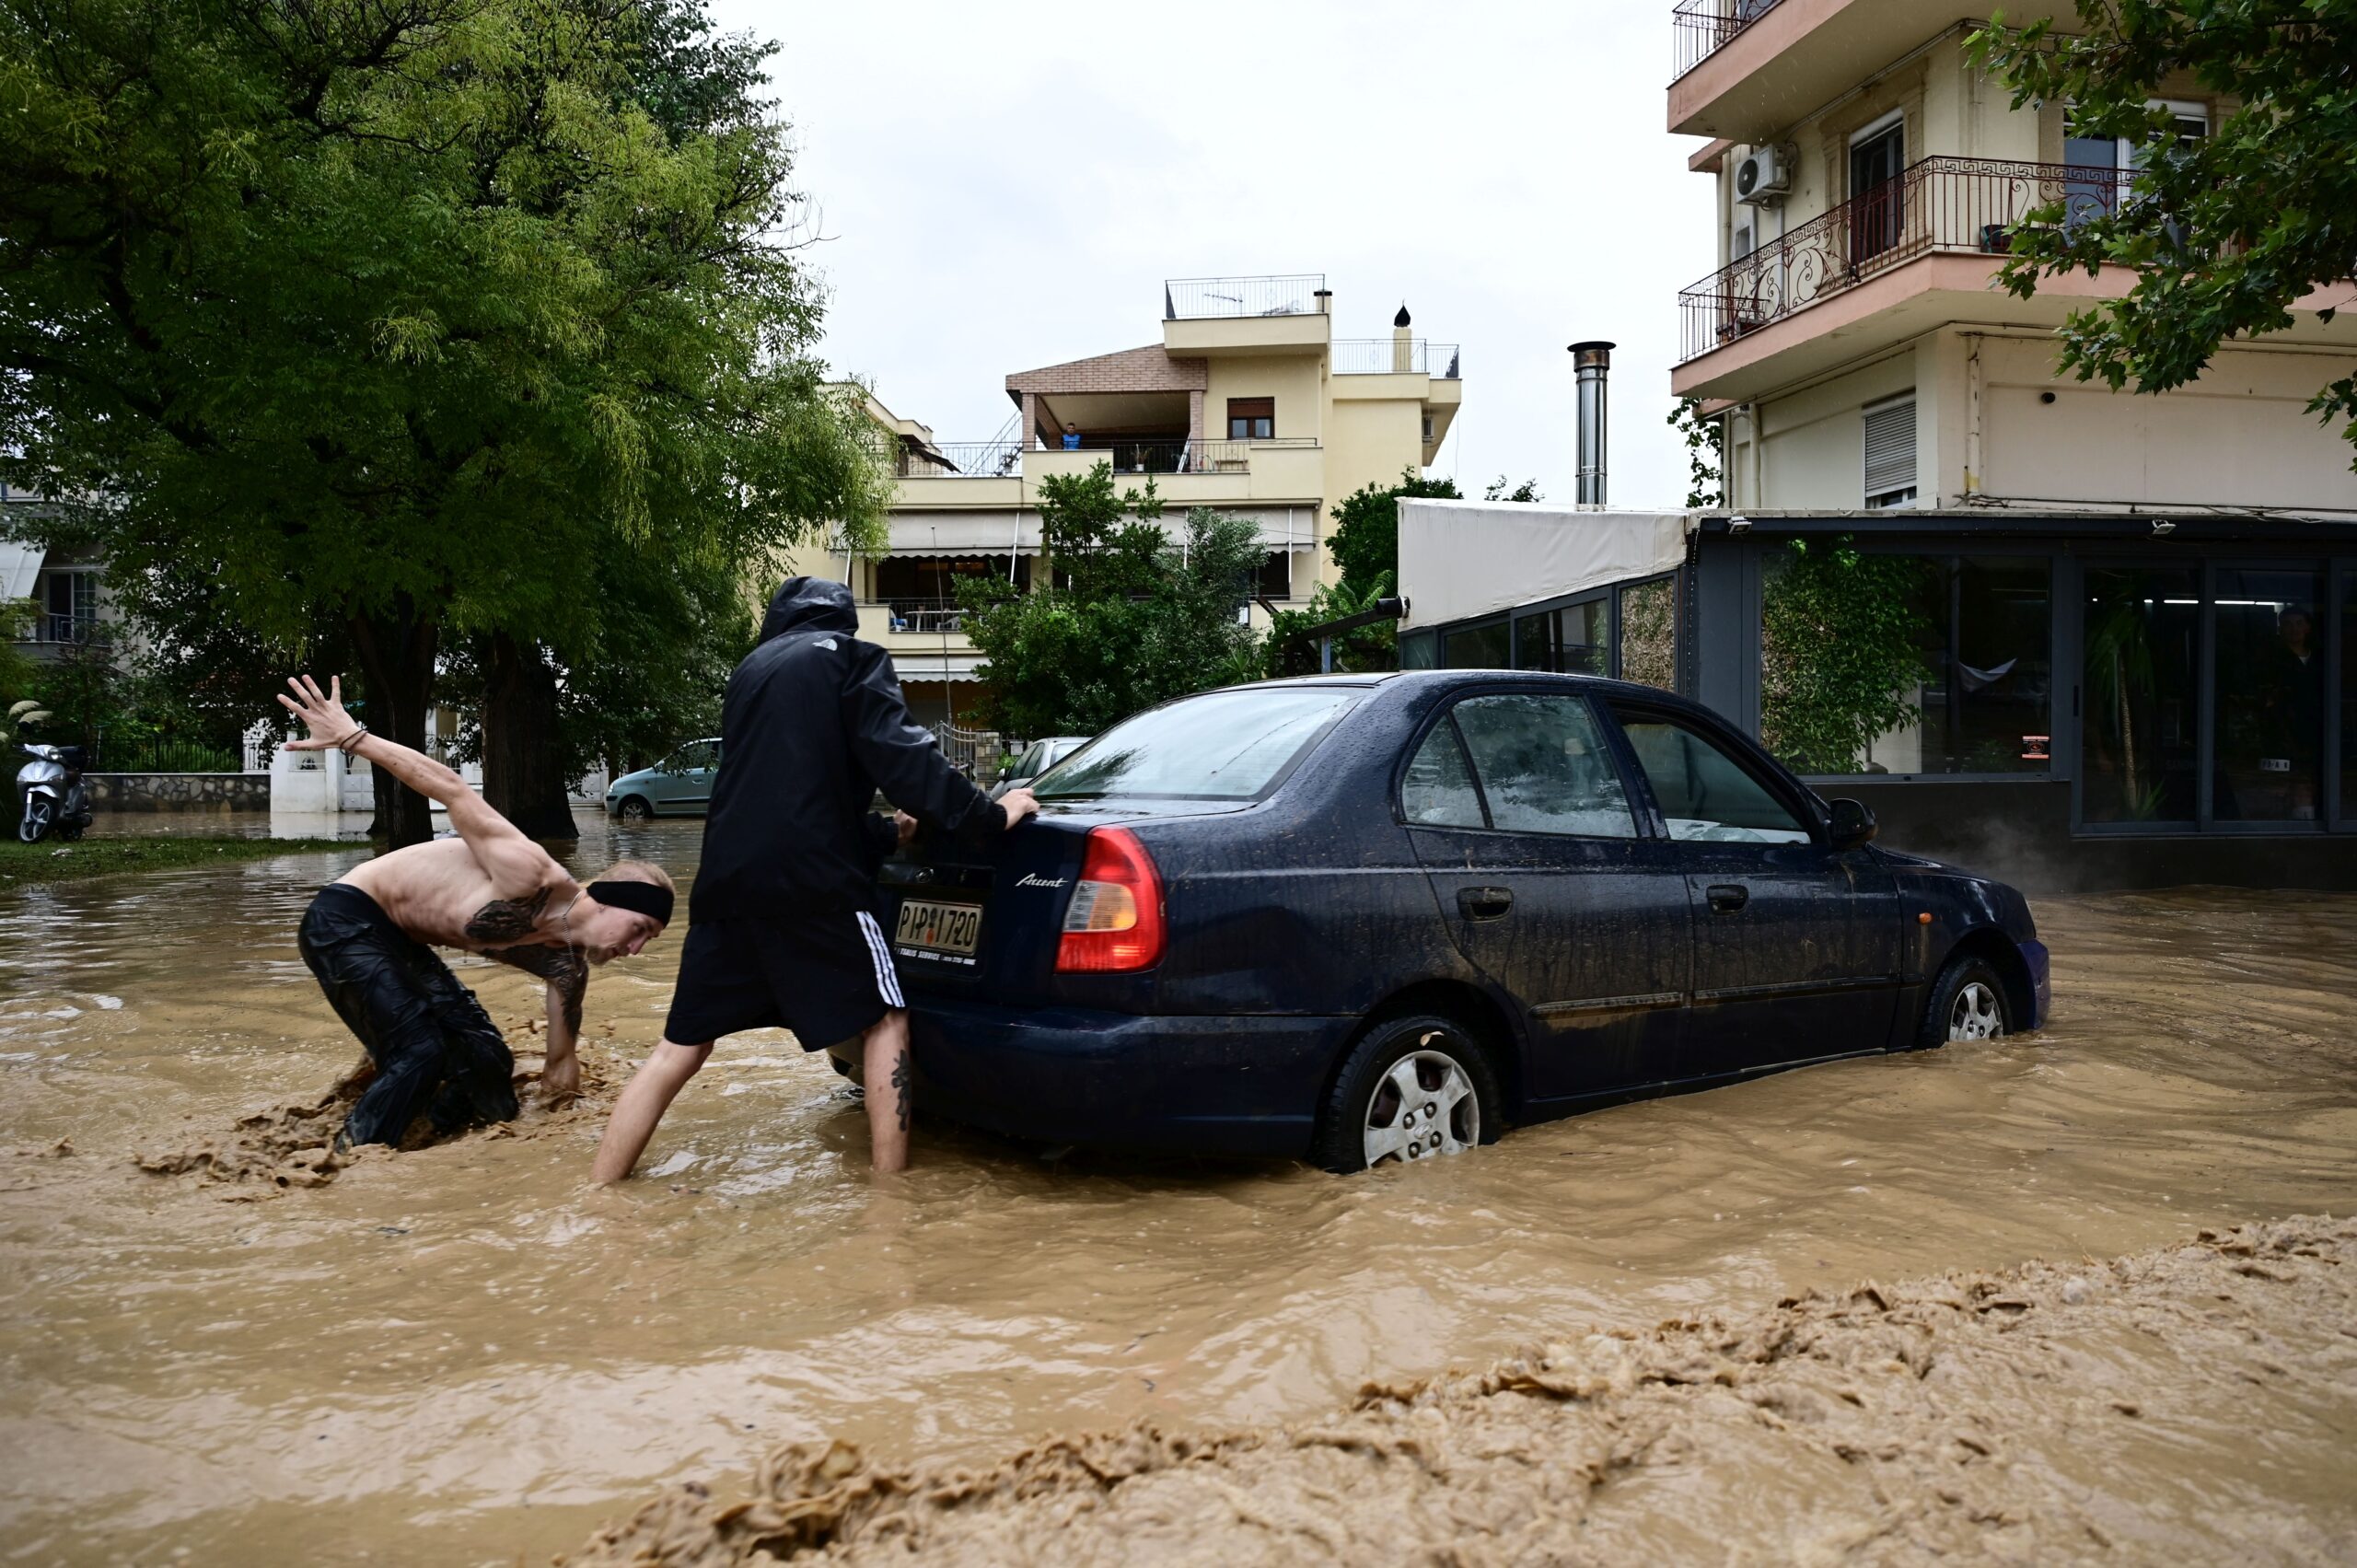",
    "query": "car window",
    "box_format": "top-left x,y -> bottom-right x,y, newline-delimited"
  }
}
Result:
1450,694 -> 1636,838
671,741 -> 718,772
1616,714 -> 1811,844
1401,724 -> 1484,828
1035,689 -> 1361,801
1011,742 -> 1049,777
